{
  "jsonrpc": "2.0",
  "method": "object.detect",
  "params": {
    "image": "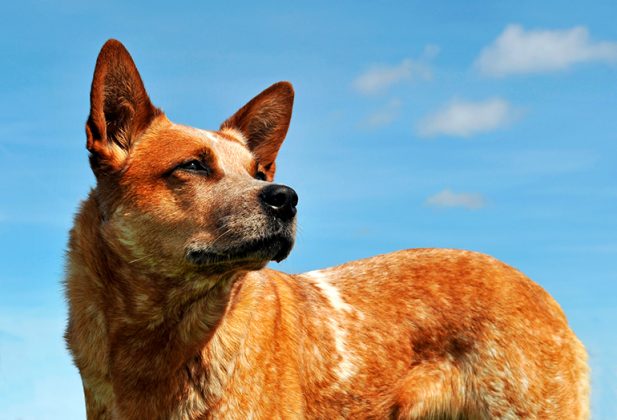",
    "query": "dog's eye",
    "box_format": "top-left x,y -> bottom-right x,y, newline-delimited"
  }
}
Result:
255,171 -> 267,181
176,160 -> 209,174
